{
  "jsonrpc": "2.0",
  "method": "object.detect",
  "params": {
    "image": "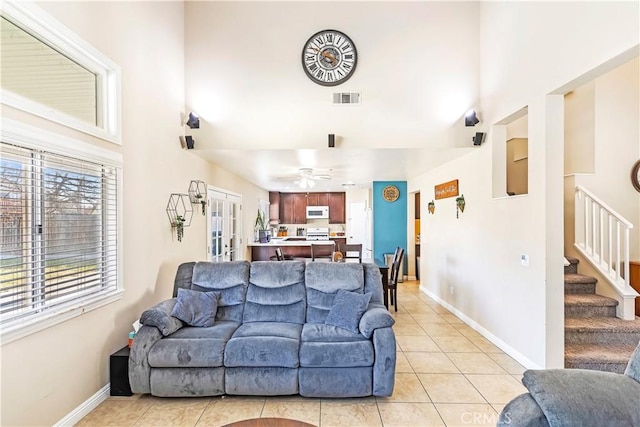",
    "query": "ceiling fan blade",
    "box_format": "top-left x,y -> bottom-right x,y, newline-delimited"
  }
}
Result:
311,174 -> 331,180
